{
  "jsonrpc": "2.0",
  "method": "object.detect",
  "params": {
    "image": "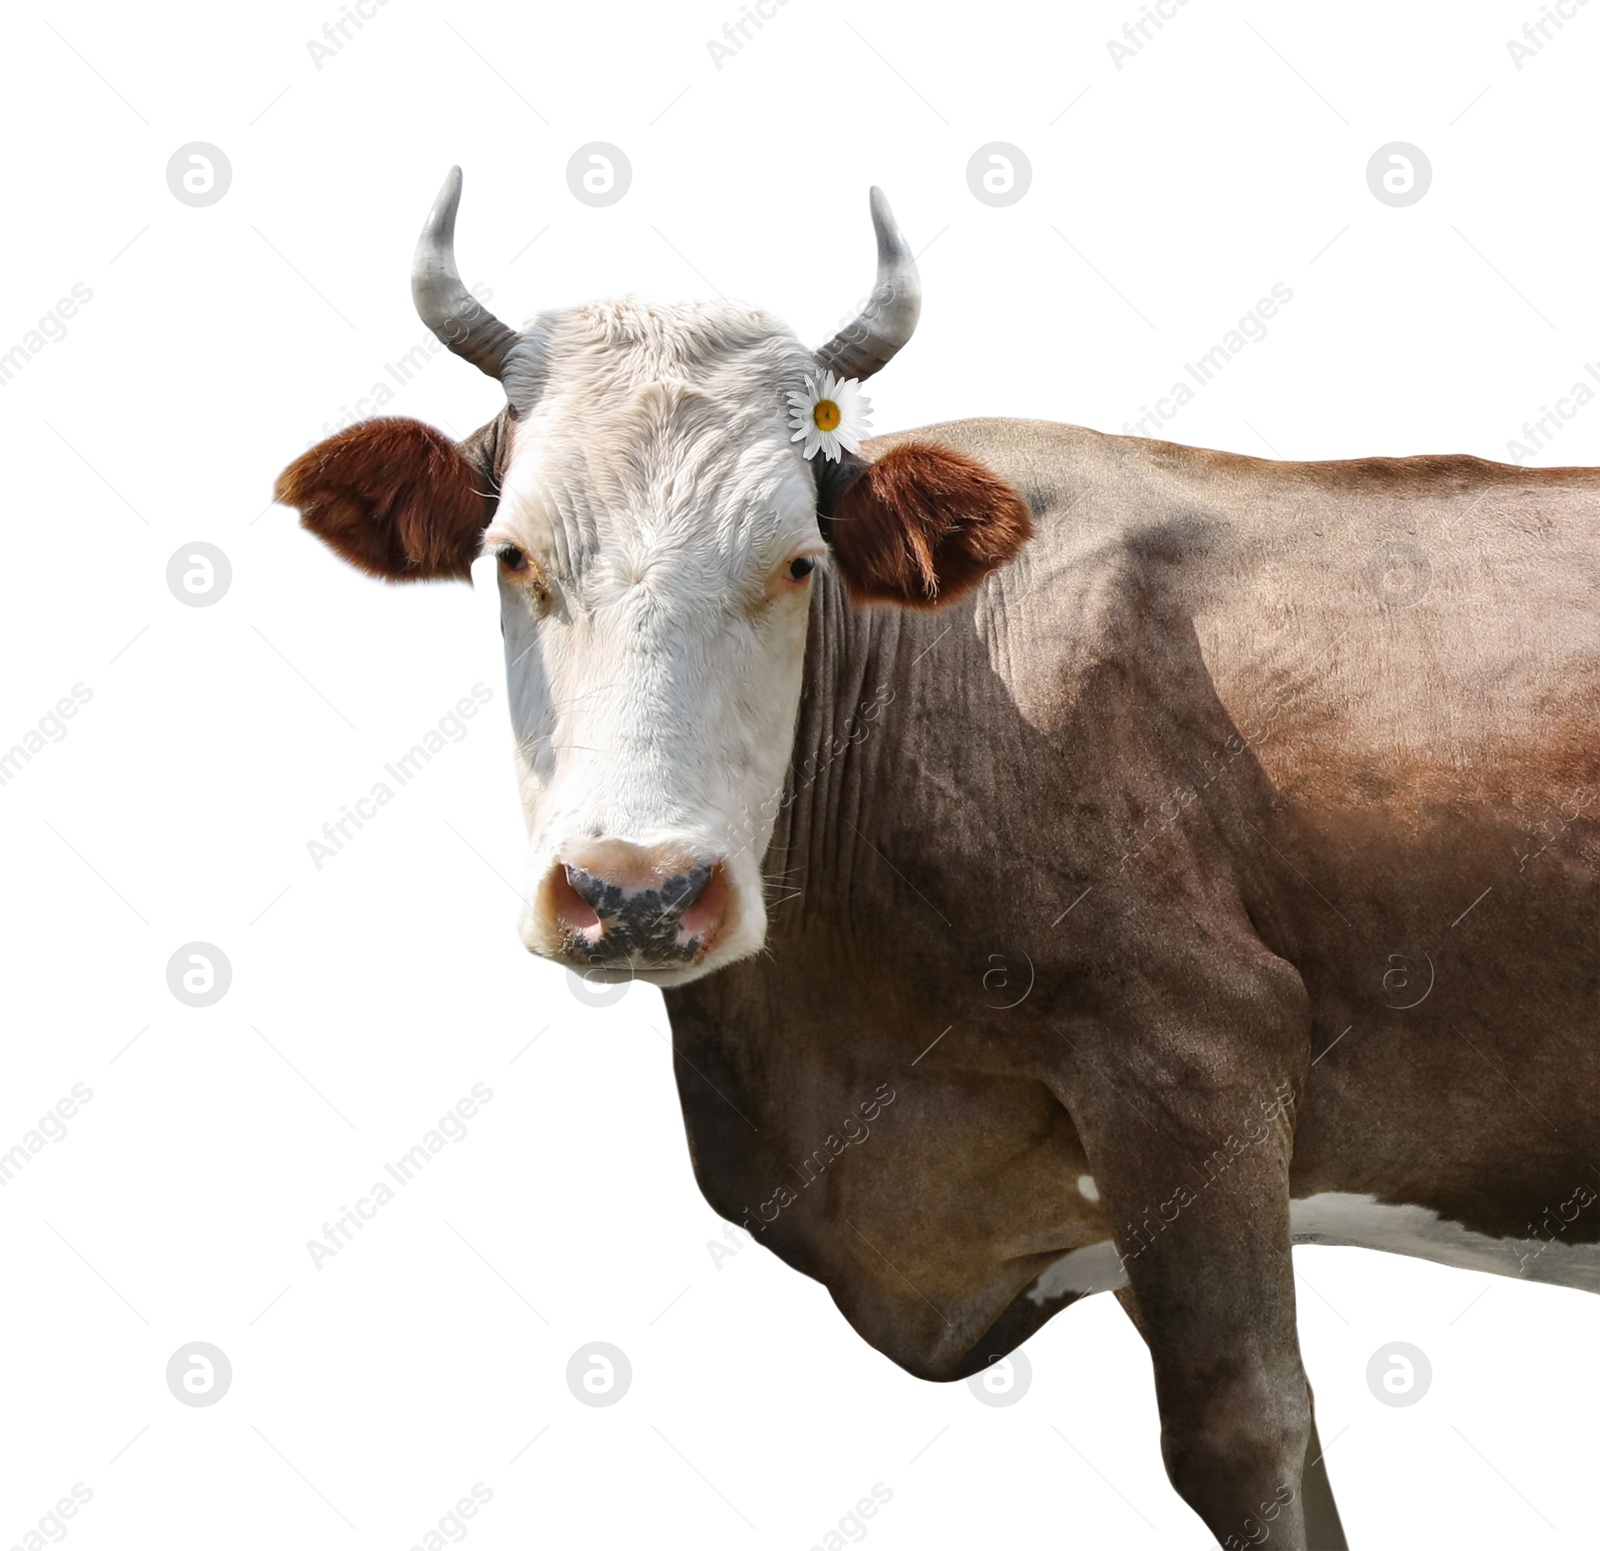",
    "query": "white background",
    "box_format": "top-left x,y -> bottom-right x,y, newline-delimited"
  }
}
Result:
1,1 -> 1595,1546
